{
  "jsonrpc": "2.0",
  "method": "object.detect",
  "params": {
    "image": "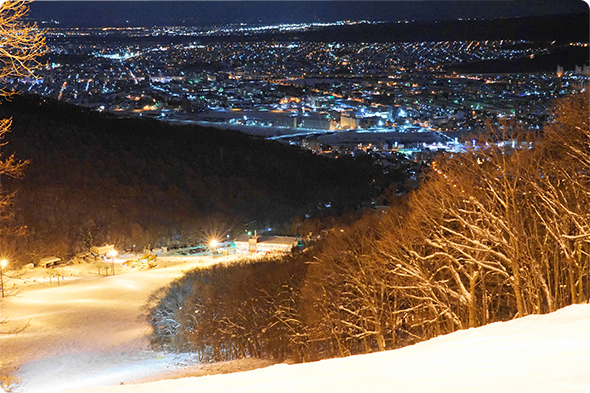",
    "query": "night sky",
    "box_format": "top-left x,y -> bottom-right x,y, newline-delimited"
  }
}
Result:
28,0 -> 589,27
